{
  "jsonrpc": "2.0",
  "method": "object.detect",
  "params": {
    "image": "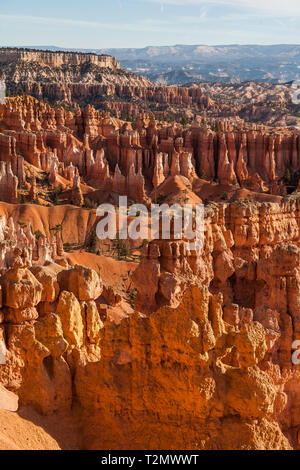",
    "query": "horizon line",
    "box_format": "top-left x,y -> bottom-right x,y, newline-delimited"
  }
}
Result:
2,43 -> 300,51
